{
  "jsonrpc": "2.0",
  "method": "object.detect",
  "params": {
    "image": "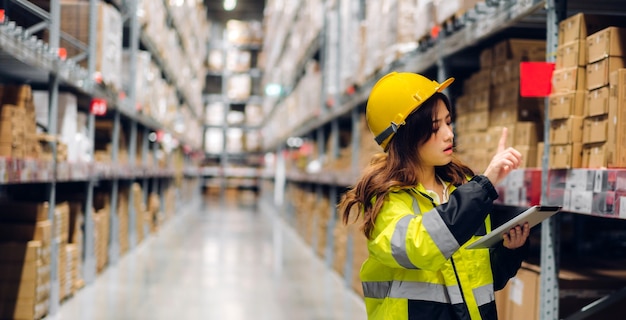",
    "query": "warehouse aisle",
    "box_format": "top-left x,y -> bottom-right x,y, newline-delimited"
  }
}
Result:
55,194 -> 367,320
